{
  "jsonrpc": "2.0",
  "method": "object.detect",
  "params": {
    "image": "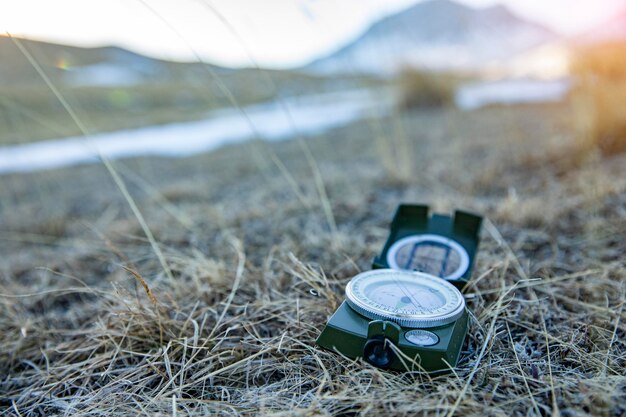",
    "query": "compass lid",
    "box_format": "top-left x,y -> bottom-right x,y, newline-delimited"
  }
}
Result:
373,204 -> 482,289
